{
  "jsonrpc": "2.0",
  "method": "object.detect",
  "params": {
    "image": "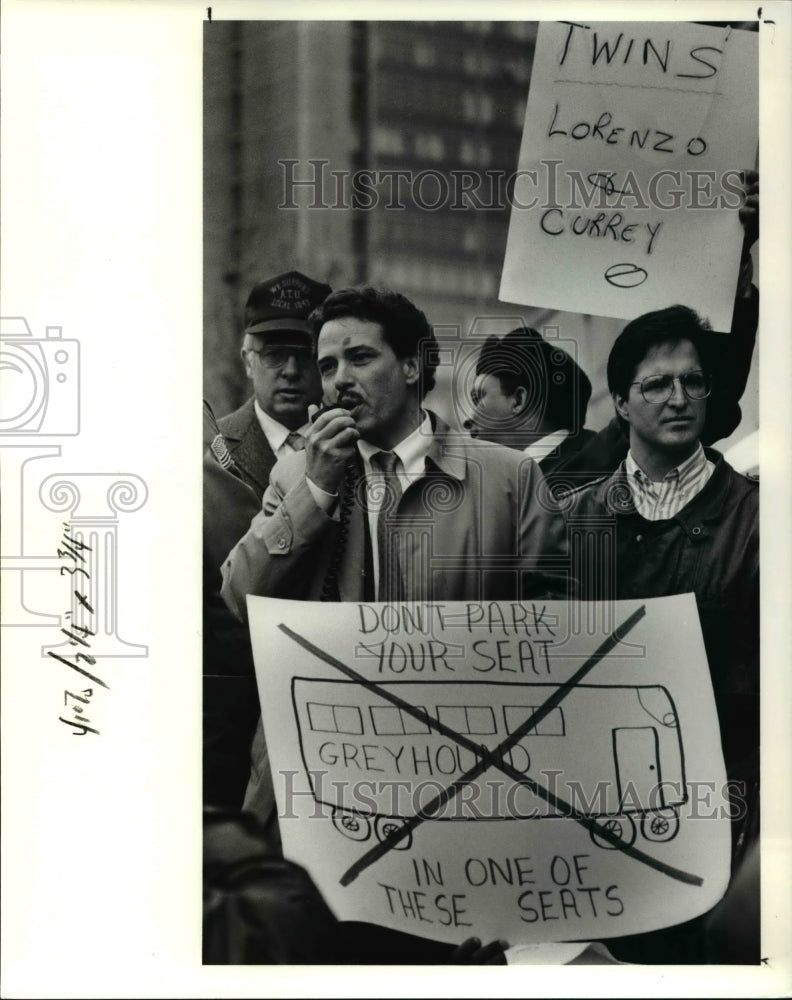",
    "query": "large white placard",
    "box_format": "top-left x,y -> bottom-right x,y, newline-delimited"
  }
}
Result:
249,594 -> 731,947
500,21 -> 758,330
